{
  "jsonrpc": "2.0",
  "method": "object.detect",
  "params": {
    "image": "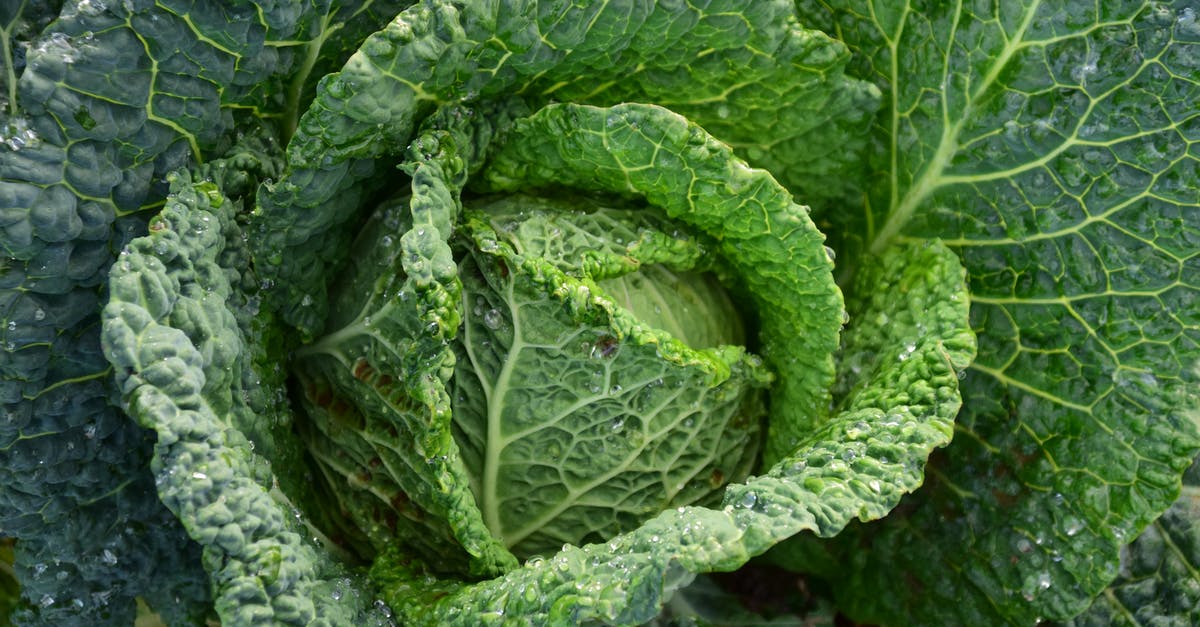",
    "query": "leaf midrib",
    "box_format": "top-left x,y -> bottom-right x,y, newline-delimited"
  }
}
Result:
480,275 -> 521,540
869,0 -> 1042,255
